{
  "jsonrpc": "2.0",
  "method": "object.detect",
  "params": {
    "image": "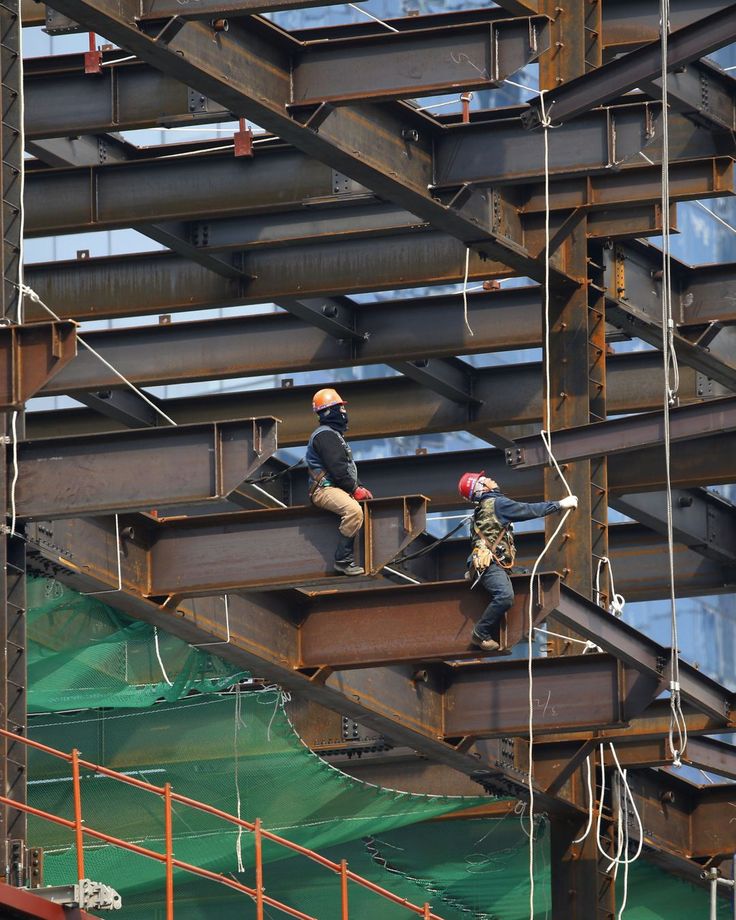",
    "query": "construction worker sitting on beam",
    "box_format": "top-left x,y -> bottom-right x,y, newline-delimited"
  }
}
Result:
458,471 -> 578,652
306,388 -> 373,576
